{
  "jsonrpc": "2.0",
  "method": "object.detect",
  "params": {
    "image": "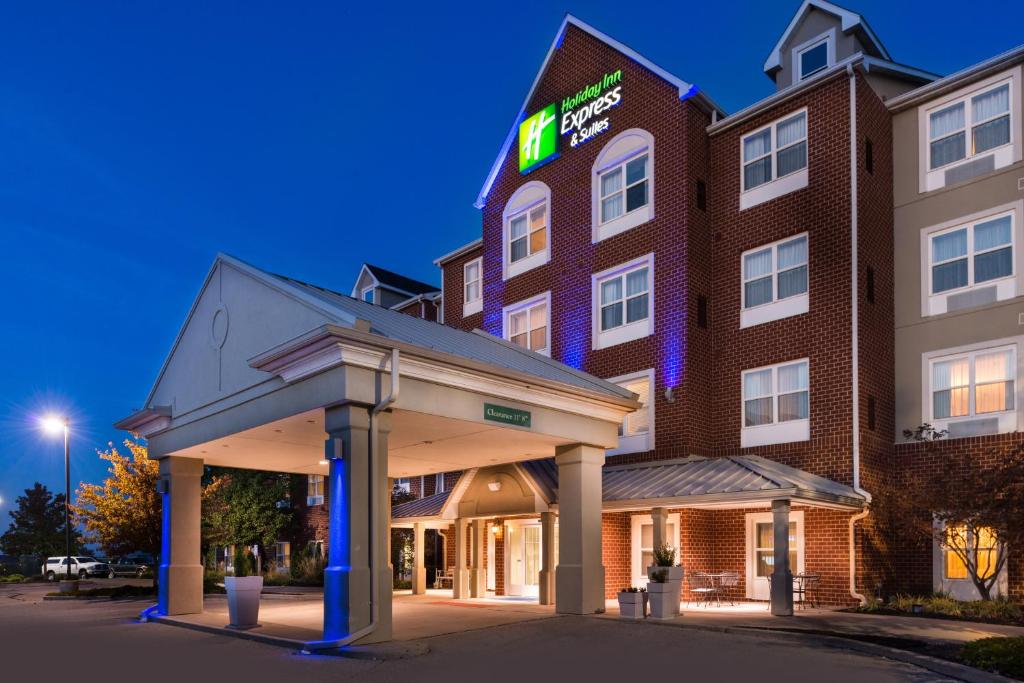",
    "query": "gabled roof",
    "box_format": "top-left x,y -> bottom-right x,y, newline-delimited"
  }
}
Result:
354,263 -> 439,298
474,14 -> 725,210
763,0 -> 890,74
392,490 -> 452,520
